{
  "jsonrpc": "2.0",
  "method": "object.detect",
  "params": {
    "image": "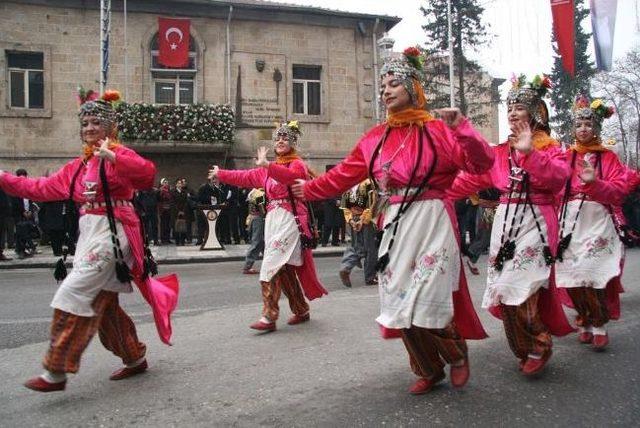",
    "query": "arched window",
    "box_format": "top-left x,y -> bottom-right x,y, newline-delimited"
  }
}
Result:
150,33 -> 197,104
